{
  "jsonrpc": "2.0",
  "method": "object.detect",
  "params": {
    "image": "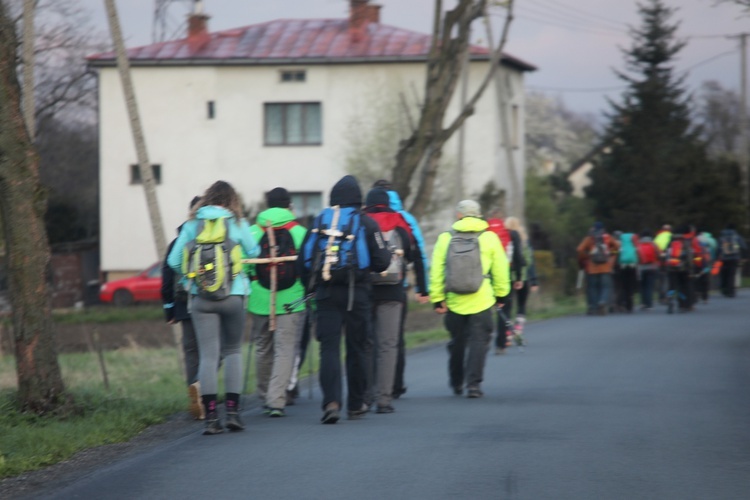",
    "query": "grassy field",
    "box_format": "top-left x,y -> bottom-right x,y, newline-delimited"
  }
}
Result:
0,293 -> 584,479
